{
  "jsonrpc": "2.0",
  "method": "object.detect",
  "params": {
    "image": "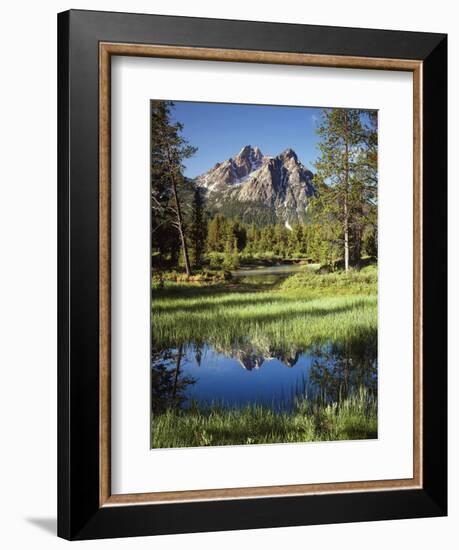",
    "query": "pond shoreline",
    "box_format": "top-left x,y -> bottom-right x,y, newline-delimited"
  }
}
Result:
151,265 -> 378,447
230,262 -> 309,278
152,388 -> 377,448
